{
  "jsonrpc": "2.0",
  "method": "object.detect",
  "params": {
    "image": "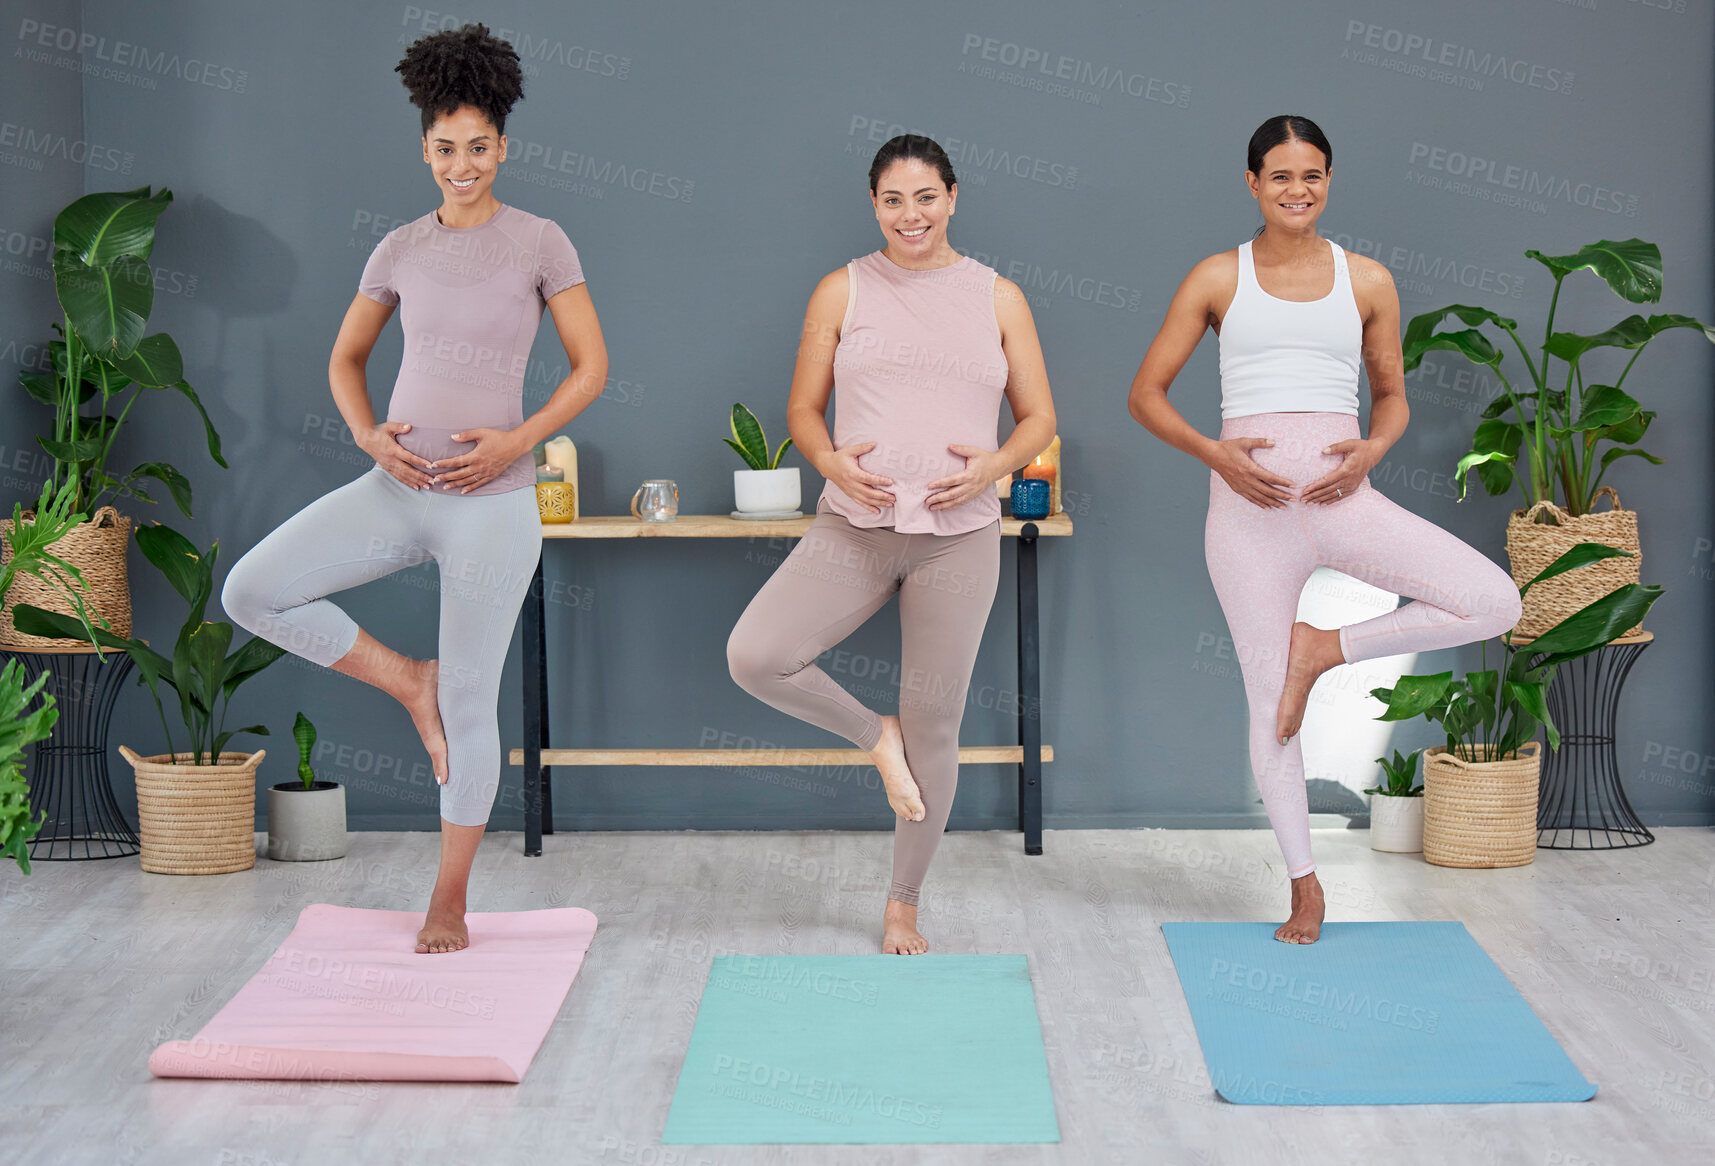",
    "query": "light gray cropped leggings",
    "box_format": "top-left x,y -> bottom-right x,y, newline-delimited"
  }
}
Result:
727,502 -> 1001,906
222,466 -> 542,827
